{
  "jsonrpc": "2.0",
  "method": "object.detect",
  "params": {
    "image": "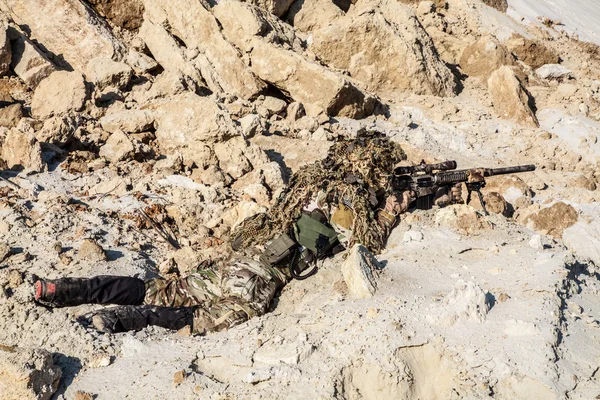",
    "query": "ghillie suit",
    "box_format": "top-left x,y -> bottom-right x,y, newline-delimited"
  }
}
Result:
233,131 -> 406,254
34,132 -> 406,335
